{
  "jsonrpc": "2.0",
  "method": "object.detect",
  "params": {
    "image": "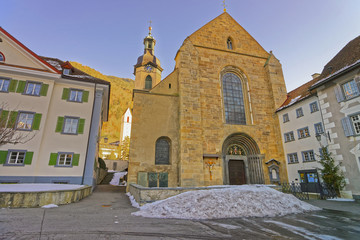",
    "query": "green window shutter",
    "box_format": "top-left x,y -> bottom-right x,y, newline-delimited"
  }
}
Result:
82,91 -> 89,102
62,88 -> 69,100
16,80 -> 26,93
78,118 -> 85,134
49,153 -> 57,165
40,84 -> 49,96
72,154 -> 80,166
55,117 -> 64,132
0,151 -> 8,164
24,152 -> 34,165
8,111 -> 18,128
0,110 -> 9,128
9,80 -> 18,92
32,113 -> 42,130
159,172 -> 168,187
